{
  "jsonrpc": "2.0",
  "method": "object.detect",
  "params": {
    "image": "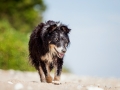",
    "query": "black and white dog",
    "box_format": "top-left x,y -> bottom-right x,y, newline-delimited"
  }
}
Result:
29,20 -> 71,84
